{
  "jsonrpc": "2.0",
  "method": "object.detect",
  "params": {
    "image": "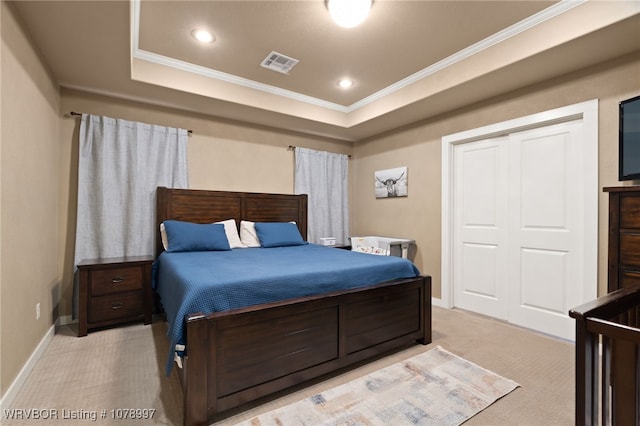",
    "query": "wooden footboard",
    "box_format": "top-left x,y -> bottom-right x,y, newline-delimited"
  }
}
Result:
182,275 -> 431,426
